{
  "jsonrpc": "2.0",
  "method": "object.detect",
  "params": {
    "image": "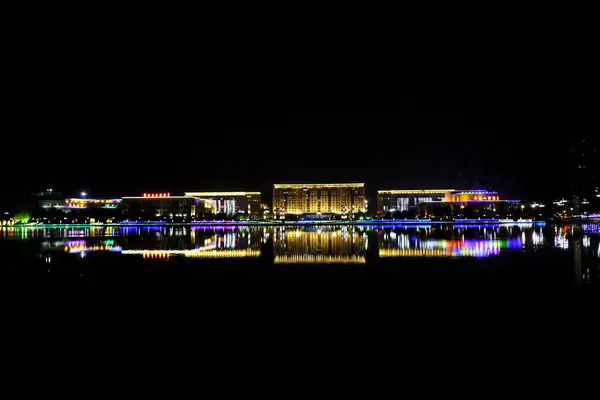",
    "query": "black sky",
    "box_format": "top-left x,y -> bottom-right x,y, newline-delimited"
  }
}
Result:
4,105 -> 573,210
3,37 -> 587,211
